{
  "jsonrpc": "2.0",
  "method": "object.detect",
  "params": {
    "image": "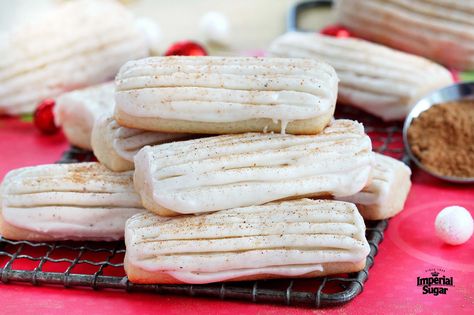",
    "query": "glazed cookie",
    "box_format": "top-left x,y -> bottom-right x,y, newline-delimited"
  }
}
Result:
133,119 -> 373,216
0,0 -> 157,114
269,32 -> 453,120
335,0 -> 474,70
125,199 -> 370,284
54,82 -> 115,149
92,113 -> 192,171
115,56 -> 338,135
0,162 -> 144,241
341,153 -> 412,220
